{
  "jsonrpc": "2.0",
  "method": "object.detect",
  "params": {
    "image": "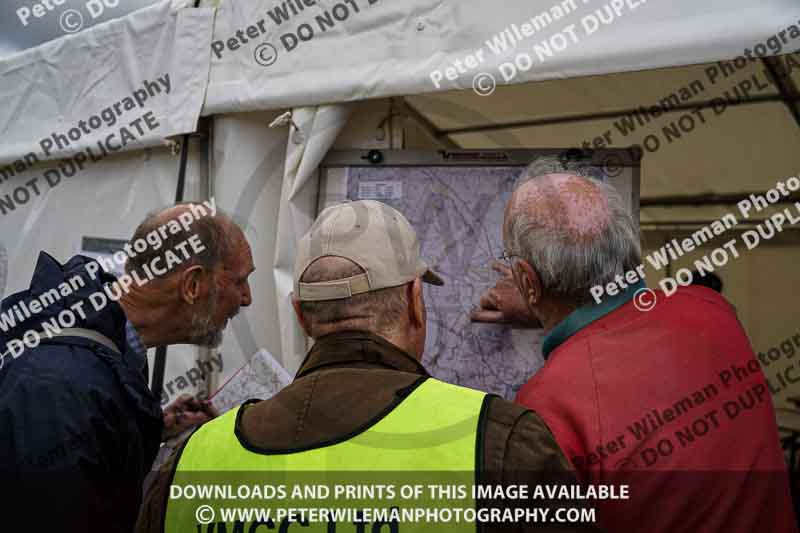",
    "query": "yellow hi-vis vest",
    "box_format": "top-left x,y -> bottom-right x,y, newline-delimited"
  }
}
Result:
165,377 -> 487,533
